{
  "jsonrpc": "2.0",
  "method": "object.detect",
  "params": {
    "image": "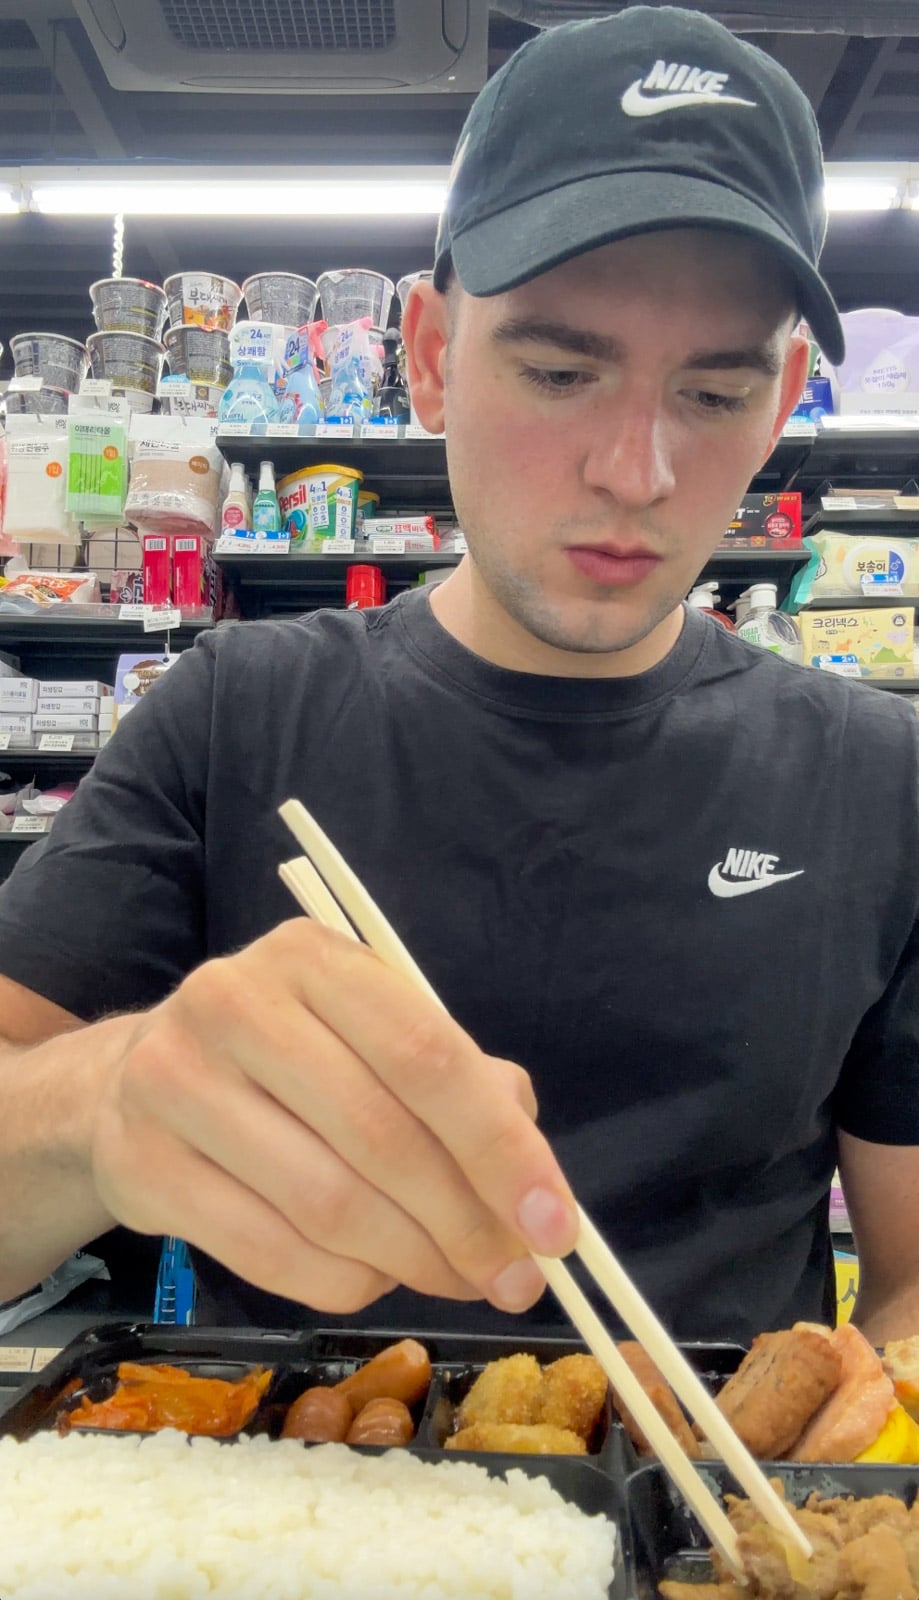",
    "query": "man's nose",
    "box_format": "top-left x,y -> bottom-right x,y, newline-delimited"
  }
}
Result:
581,401 -> 677,511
